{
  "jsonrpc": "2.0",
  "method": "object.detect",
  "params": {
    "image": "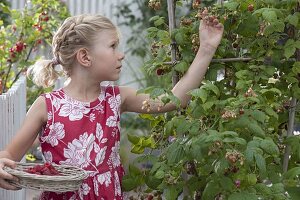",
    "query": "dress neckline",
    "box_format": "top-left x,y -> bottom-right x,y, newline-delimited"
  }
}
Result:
59,87 -> 105,108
